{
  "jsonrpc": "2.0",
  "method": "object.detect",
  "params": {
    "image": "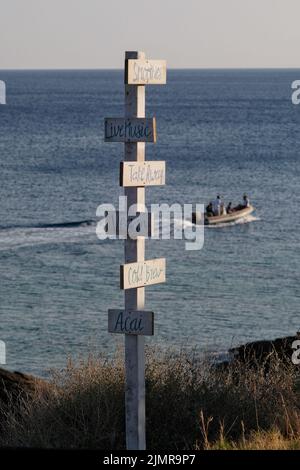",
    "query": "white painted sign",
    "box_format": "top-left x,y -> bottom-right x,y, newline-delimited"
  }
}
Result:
120,258 -> 166,290
108,309 -> 154,335
105,118 -> 156,142
120,161 -> 166,187
125,60 -> 167,85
